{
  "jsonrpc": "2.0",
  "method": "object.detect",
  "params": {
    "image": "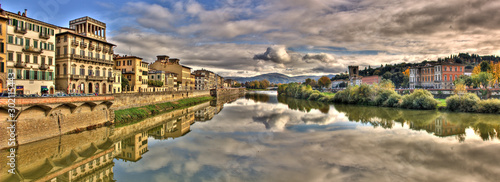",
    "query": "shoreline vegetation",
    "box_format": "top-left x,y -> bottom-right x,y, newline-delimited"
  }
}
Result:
278,80 -> 500,114
114,96 -> 214,126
